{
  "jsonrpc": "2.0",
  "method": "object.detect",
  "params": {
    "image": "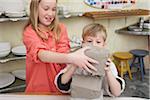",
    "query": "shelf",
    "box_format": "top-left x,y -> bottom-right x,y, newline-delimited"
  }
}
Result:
0,12 -> 84,22
0,9 -> 149,22
116,27 -> 150,36
0,53 -> 26,63
83,9 -> 150,20
0,17 -> 28,22
115,20 -> 150,36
